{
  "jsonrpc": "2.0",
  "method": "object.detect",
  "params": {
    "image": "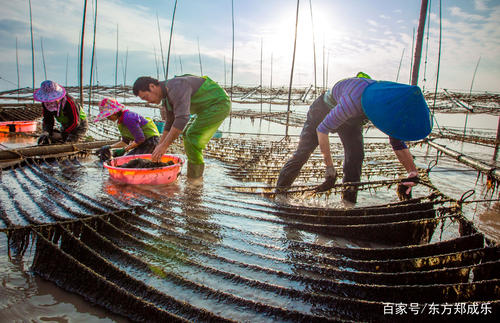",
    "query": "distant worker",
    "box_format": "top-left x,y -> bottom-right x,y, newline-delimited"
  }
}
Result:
94,98 -> 160,162
33,80 -> 88,145
132,74 -> 231,179
276,73 -> 432,204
